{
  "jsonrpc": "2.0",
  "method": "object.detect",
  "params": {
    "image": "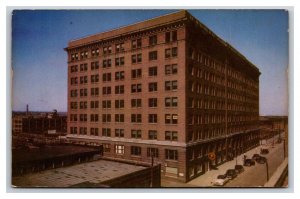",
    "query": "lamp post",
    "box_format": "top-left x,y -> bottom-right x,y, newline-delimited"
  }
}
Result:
265,158 -> 269,181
